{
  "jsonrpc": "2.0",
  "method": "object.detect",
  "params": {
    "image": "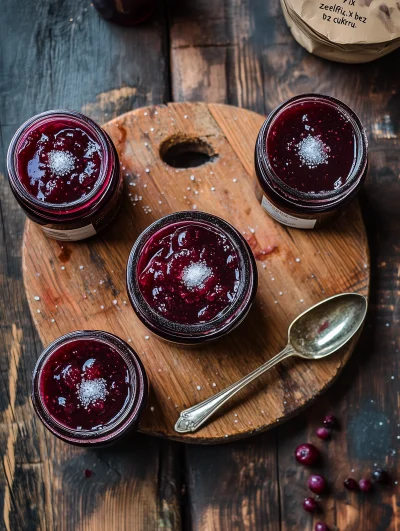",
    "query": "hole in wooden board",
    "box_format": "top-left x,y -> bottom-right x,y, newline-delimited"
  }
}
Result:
160,135 -> 218,168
